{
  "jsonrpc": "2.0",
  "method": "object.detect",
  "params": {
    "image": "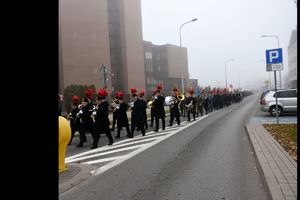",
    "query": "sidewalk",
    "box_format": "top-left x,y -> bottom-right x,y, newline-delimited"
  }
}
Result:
246,124 -> 297,200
